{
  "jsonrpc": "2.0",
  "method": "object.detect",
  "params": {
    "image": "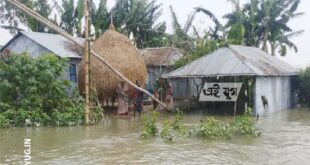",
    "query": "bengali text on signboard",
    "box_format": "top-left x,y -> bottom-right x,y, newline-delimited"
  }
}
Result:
199,83 -> 242,102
